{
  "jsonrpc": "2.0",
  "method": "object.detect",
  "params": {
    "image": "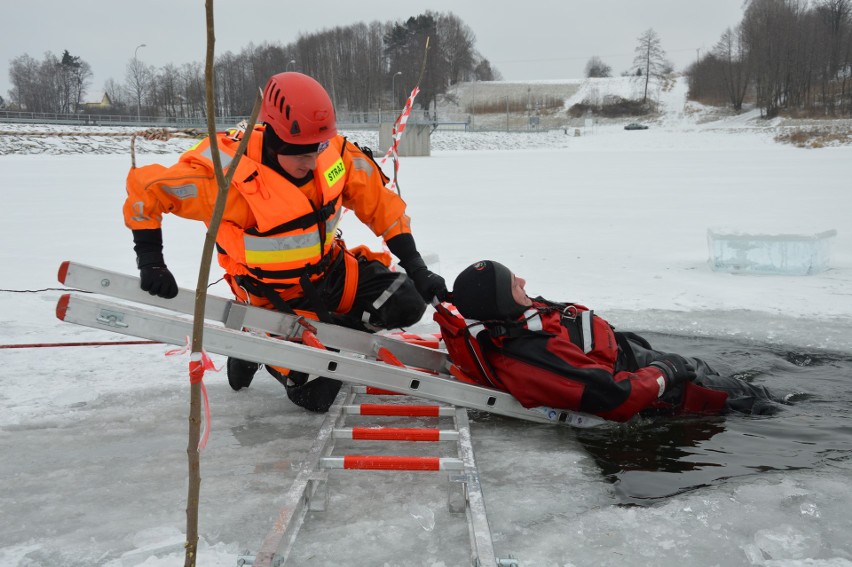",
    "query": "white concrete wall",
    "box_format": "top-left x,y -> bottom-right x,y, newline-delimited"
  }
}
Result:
379,123 -> 431,157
